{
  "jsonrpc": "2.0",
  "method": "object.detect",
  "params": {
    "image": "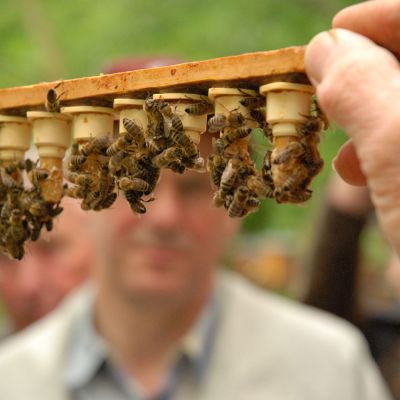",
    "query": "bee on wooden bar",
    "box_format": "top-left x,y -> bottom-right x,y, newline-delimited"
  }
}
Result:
45,82 -> 63,113
239,96 -> 264,109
